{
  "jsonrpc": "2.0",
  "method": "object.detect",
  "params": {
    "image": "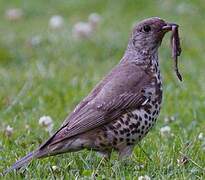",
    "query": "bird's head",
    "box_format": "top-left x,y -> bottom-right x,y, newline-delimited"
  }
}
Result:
126,17 -> 182,81
130,17 -> 178,52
